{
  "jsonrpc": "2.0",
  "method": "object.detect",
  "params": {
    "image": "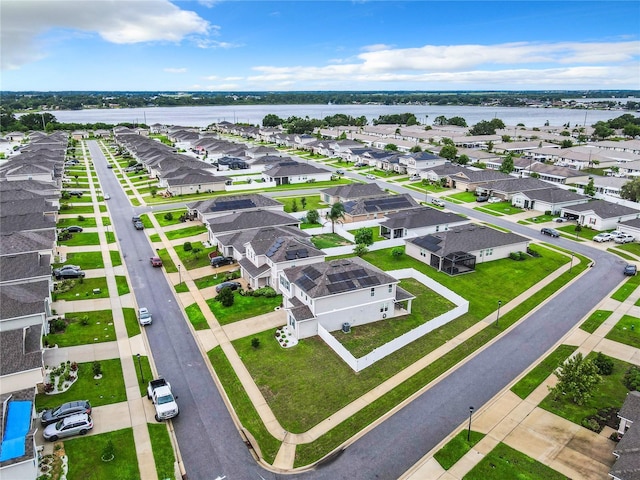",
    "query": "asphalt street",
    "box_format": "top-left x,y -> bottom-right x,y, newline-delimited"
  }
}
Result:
90,141 -> 625,479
